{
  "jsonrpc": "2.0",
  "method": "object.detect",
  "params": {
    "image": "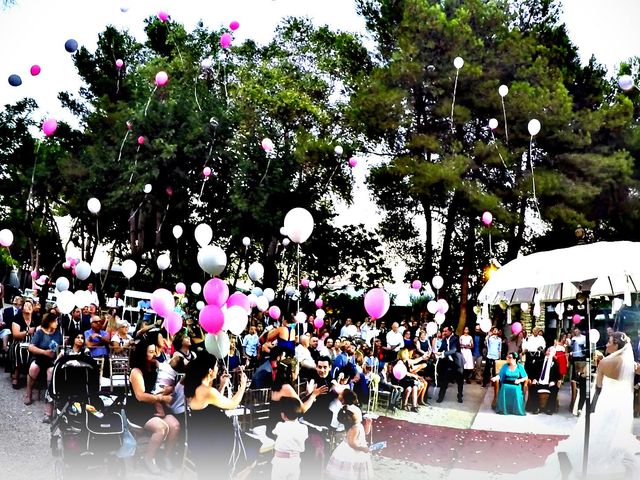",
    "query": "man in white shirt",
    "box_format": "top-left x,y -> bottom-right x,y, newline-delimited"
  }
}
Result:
106,291 -> 124,308
86,283 -> 100,307
295,334 -> 316,373
528,347 -> 561,415
385,322 -> 403,362
524,327 -> 546,380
